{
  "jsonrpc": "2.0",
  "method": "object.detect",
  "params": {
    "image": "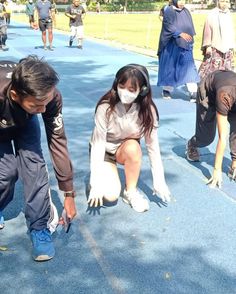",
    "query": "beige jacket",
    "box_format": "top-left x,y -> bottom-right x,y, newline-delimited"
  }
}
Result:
202,7 -> 235,53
